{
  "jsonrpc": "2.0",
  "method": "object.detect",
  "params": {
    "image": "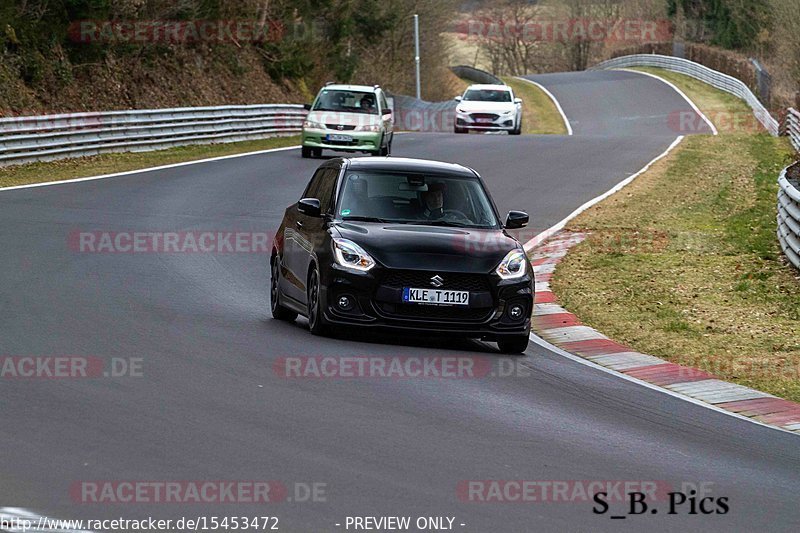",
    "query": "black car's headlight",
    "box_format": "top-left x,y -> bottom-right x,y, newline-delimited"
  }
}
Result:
496,249 -> 527,280
333,238 -> 375,272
